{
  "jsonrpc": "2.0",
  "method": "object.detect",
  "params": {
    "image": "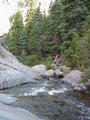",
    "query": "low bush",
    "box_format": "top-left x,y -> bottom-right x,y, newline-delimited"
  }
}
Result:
46,63 -> 55,70
25,55 -> 39,67
45,56 -> 54,70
